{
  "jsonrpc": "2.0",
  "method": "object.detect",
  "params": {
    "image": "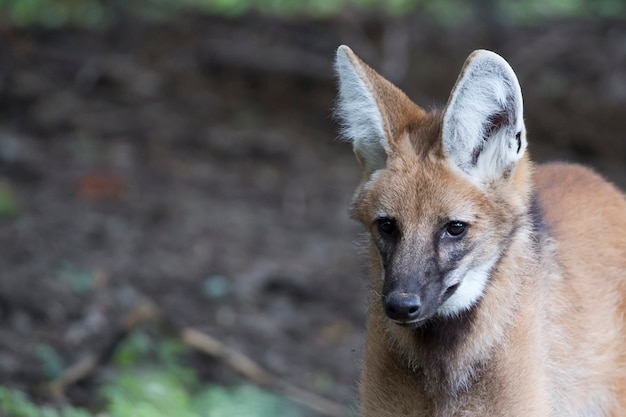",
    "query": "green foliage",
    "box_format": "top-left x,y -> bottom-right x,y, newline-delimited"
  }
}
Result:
102,370 -> 197,417
102,372 -> 302,417
57,262 -> 94,294
113,330 -> 153,369
0,386 -> 92,417
421,0 -> 472,25
35,344 -> 65,380
2,0 -> 624,28
112,330 -> 196,384
0,387 -> 40,417
0,0 -> 113,28
192,384 -> 303,417
107,330 -> 304,417
1,332 -> 317,417
107,331 -> 310,416
499,0 -> 626,22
